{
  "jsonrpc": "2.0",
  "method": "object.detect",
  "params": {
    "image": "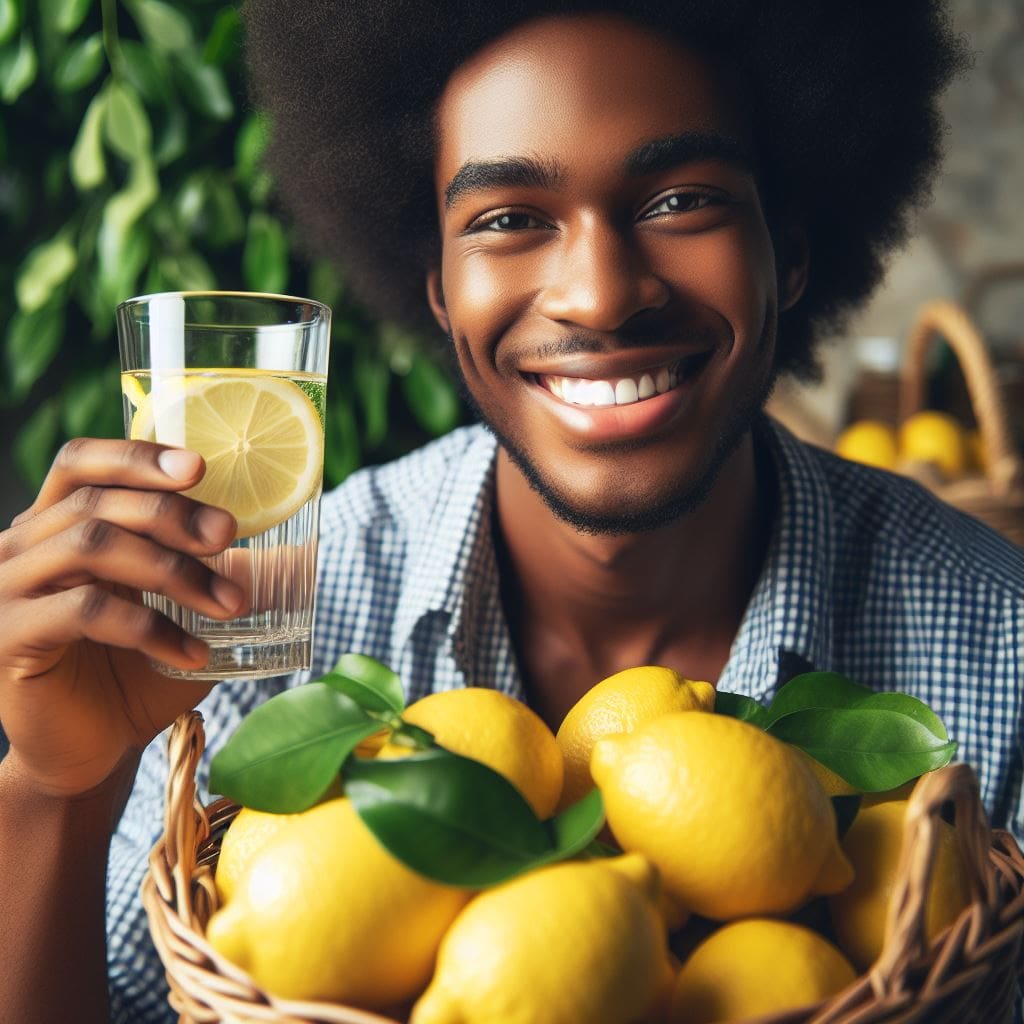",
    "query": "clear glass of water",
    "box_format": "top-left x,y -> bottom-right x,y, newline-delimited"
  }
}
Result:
116,291 -> 331,680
